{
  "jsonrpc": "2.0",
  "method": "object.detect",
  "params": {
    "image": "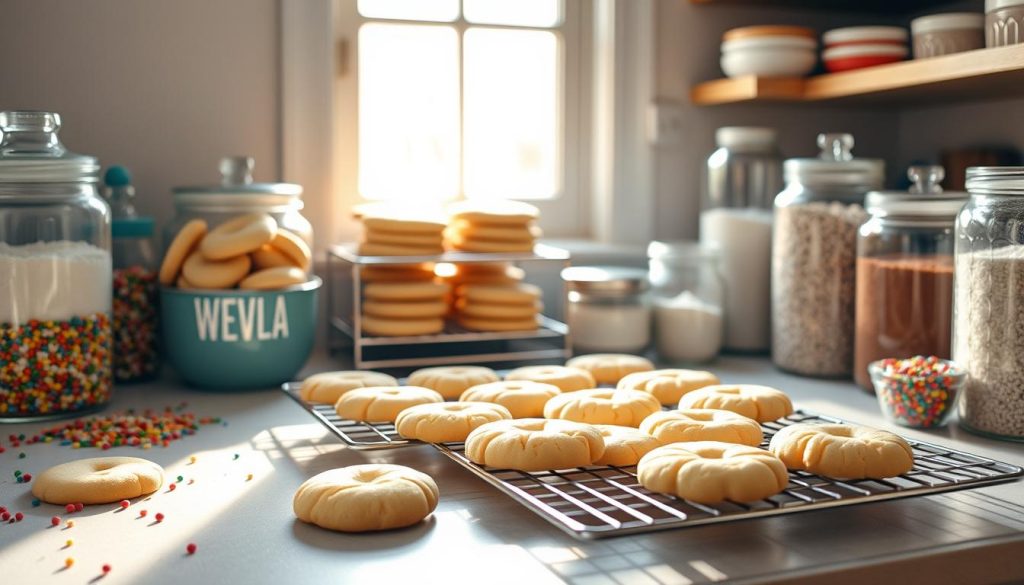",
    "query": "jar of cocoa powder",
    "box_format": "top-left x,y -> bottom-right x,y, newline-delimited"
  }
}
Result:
854,166 -> 966,391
